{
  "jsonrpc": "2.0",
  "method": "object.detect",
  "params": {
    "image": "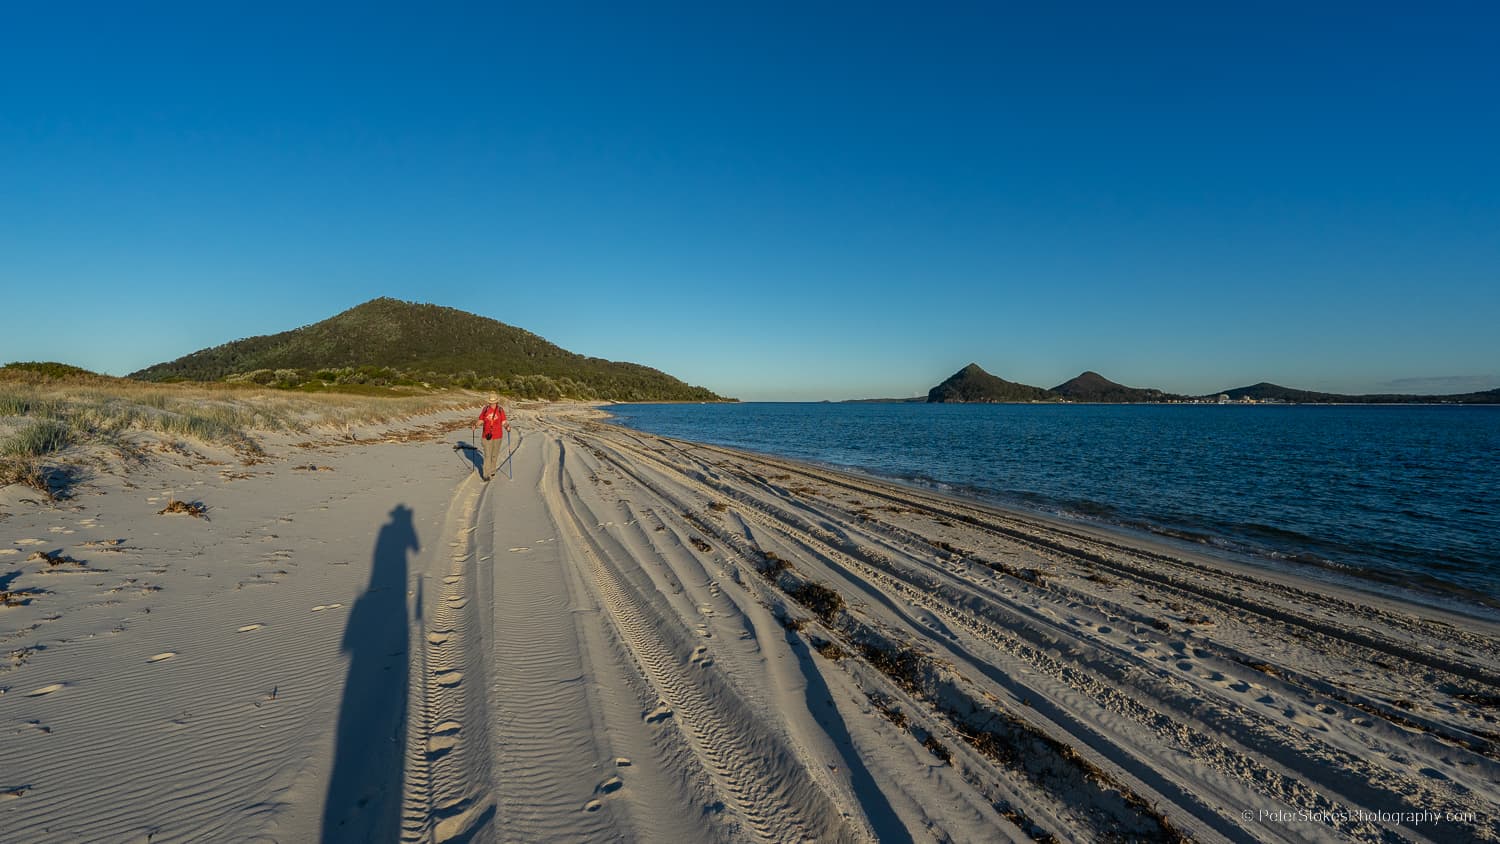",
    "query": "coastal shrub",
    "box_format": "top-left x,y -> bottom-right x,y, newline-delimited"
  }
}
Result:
1,419 -> 73,458
227,369 -> 278,385
0,361 -> 98,380
0,457 -> 50,497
